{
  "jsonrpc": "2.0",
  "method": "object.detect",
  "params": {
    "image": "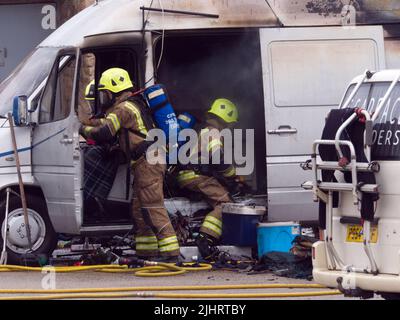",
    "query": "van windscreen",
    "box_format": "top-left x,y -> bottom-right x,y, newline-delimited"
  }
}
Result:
0,47 -> 59,116
342,81 -> 400,160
